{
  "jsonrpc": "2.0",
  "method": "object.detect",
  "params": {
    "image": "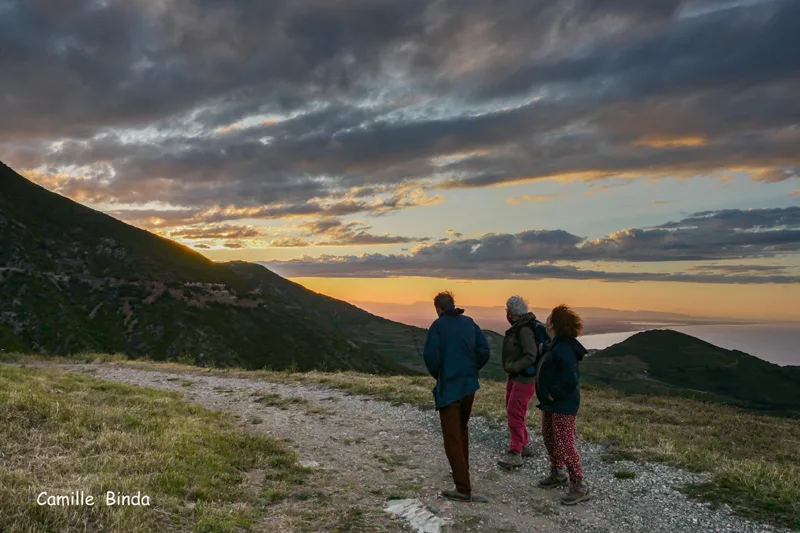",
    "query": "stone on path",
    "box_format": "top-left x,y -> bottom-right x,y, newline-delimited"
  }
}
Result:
384,499 -> 451,533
